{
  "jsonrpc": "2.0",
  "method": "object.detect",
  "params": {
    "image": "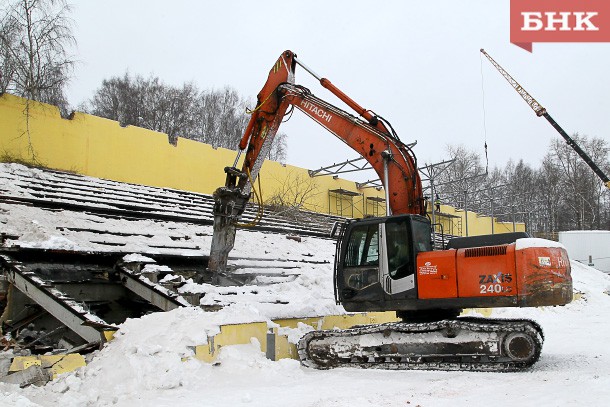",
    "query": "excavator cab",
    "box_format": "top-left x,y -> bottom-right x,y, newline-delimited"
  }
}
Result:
336,213 -> 573,318
335,214 -> 432,312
